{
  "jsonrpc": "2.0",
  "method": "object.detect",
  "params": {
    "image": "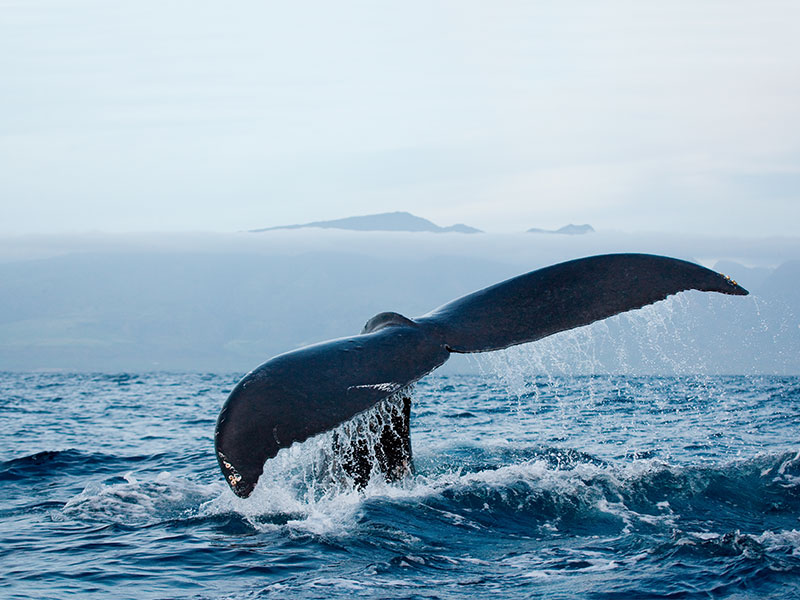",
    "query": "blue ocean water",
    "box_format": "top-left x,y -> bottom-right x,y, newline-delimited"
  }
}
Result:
1,371 -> 799,599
